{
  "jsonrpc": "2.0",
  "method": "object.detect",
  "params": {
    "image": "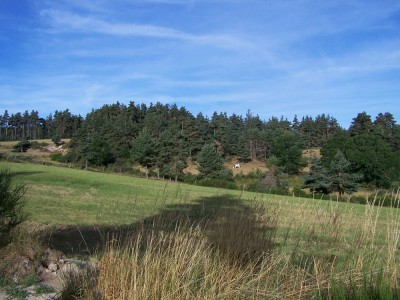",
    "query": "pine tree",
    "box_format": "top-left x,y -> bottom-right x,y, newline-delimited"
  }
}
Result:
83,135 -> 115,167
345,134 -> 399,188
270,131 -> 305,175
197,143 -> 224,178
2,110 -> 9,140
0,168 -> 27,246
349,112 -> 373,136
329,151 -> 360,197
130,129 -> 158,178
12,138 -> 31,153
301,156 -> 330,194
292,115 -> 300,131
